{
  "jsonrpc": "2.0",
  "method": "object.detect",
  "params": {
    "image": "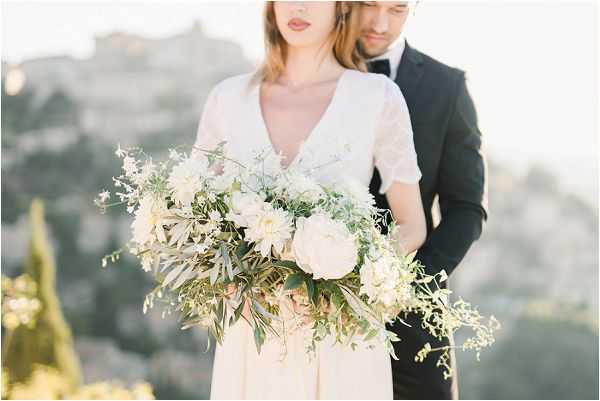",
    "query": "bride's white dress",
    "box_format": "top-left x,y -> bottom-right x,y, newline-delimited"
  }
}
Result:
194,68 -> 422,400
